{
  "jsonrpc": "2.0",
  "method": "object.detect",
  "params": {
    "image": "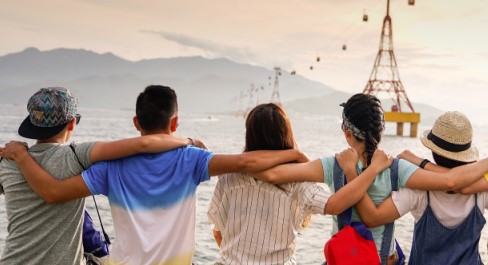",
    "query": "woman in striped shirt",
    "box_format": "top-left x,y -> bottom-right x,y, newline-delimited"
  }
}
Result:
207,103 -> 392,264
